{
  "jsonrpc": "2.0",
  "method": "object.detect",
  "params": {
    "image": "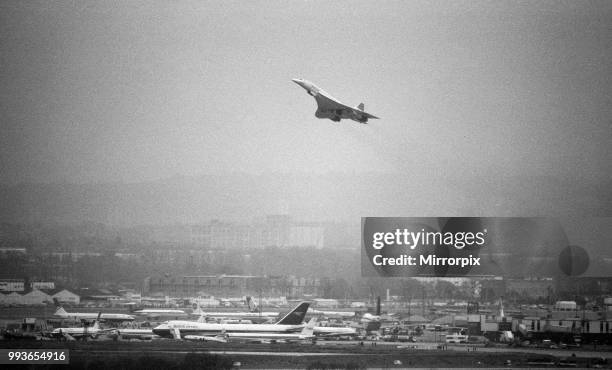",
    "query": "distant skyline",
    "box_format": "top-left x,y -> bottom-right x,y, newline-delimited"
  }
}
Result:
1,0 -> 610,186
